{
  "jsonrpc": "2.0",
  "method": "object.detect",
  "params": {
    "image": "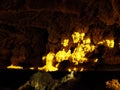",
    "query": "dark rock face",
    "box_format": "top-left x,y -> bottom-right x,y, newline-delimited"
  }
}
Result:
0,0 -> 120,70
0,25 -> 48,68
18,71 -> 76,90
17,71 -> 120,90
